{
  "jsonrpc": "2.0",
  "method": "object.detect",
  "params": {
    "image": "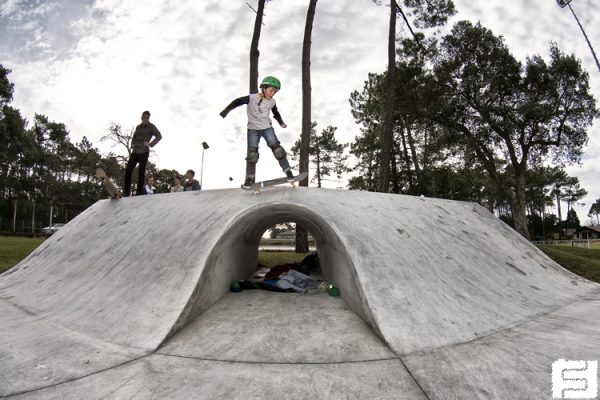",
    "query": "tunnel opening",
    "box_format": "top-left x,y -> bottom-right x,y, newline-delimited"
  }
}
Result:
166,203 -> 380,342
241,221 -> 324,294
